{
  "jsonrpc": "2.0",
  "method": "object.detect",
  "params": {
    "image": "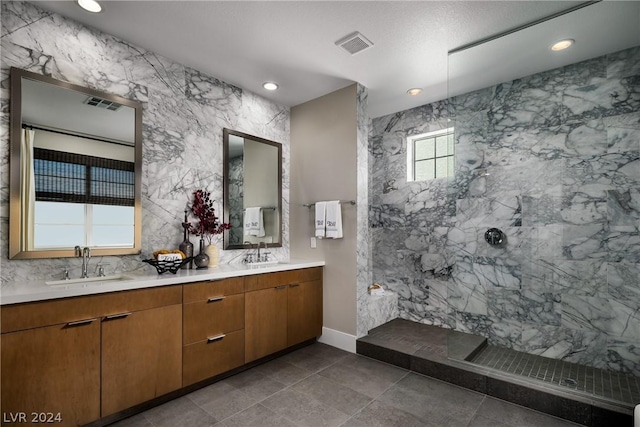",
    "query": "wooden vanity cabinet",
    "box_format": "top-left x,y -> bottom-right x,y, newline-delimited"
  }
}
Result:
1,318 -> 101,427
287,277 -> 323,346
245,267 -> 323,363
182,277 -> 246,386
101,303 -> 182,416
244,285 -> 289,362
1,266 -> 322,425
0,285 -> 183,424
